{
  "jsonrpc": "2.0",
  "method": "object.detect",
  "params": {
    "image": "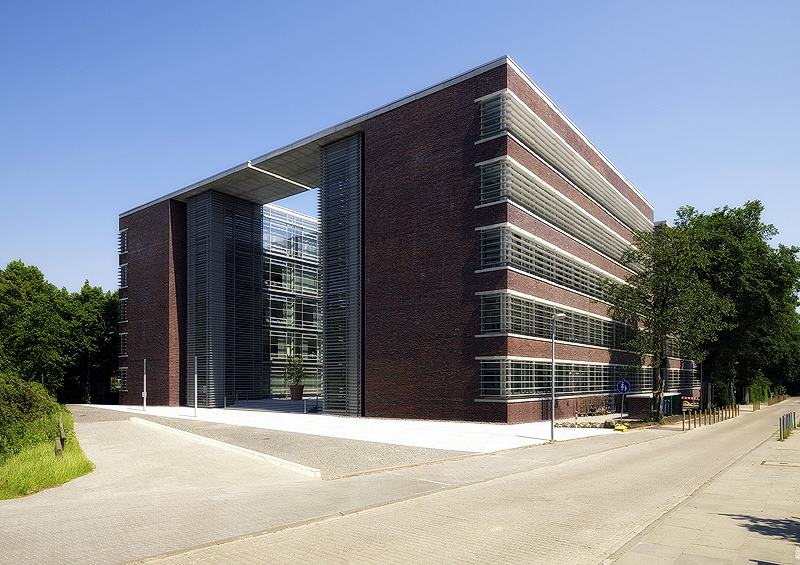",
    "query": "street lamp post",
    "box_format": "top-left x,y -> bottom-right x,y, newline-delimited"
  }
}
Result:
551,312 -> 566,441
